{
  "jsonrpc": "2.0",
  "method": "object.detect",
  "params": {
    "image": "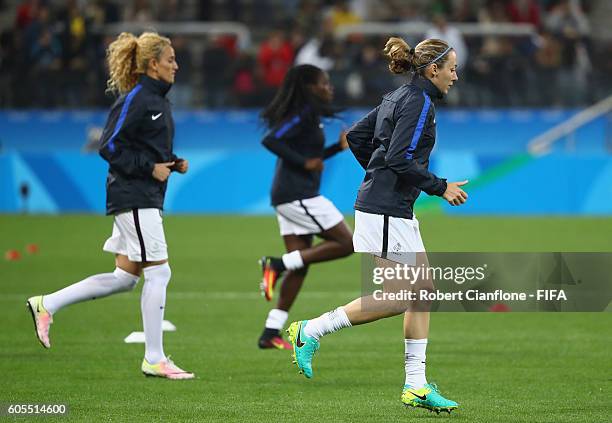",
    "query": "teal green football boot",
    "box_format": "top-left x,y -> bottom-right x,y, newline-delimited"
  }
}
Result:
286,320 -> 319,379
401,382 -> 459,414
